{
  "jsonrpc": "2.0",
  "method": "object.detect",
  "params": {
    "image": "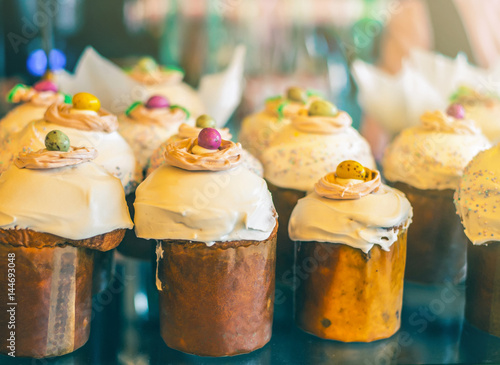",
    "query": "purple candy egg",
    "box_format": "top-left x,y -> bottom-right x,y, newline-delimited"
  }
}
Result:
446,103 -> 465,119
145,95 -> 169,109
33,80 -> 58,93
198,128 -> 221,150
